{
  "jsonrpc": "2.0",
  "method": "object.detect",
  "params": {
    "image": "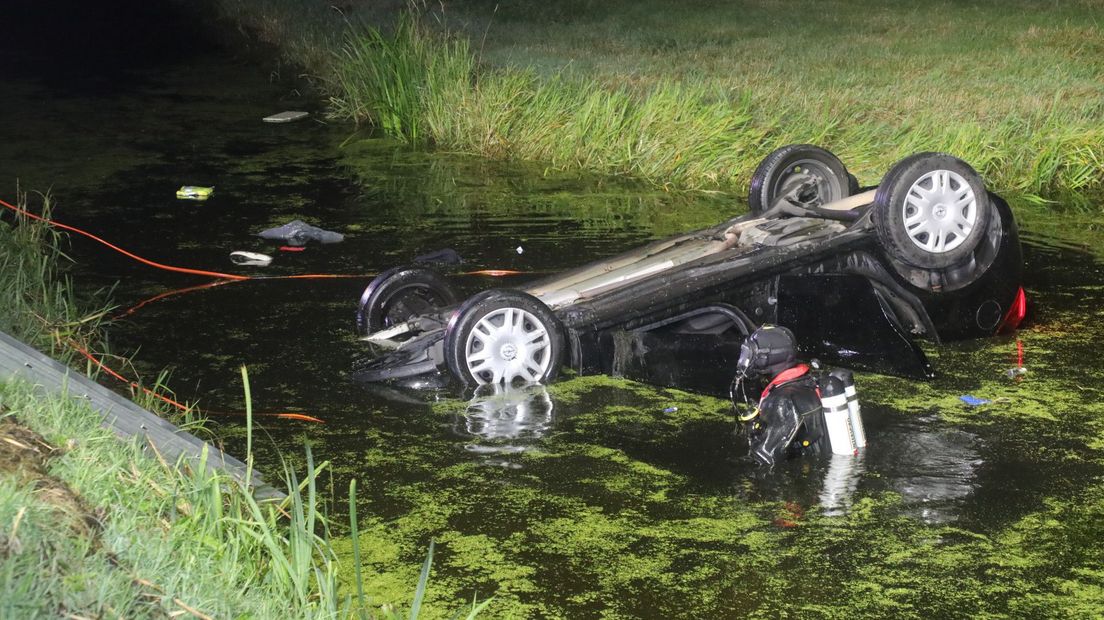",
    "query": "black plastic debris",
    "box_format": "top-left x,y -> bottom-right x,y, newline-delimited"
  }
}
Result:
414,248 -> 463,265
257,220 -> 344,246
